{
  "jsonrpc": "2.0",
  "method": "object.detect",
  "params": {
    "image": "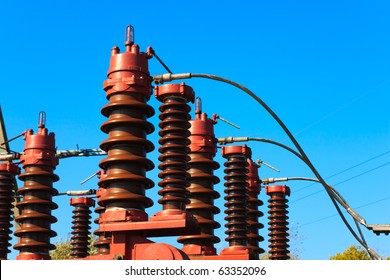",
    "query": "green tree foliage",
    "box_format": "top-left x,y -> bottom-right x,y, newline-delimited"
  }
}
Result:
260,252 -> 299,260
330,245 -> 371,260
50,235 -> 97,260
50,238 -> 71,260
